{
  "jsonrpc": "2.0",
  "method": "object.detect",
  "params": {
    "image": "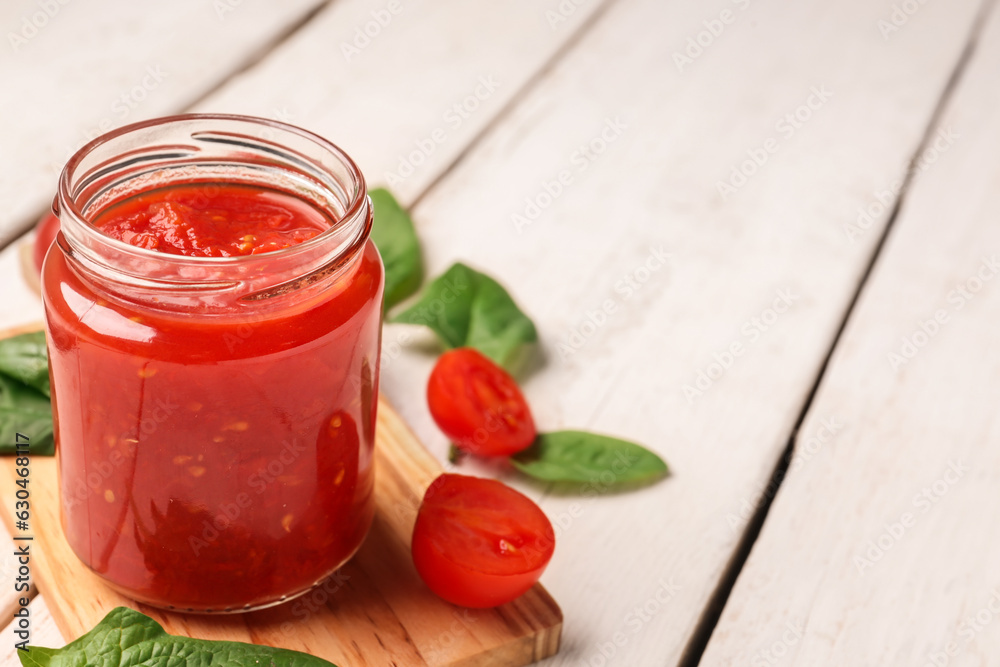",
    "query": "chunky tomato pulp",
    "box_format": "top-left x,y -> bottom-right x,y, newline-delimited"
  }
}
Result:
44,183 -> 383,611
92,183 -> 328,257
